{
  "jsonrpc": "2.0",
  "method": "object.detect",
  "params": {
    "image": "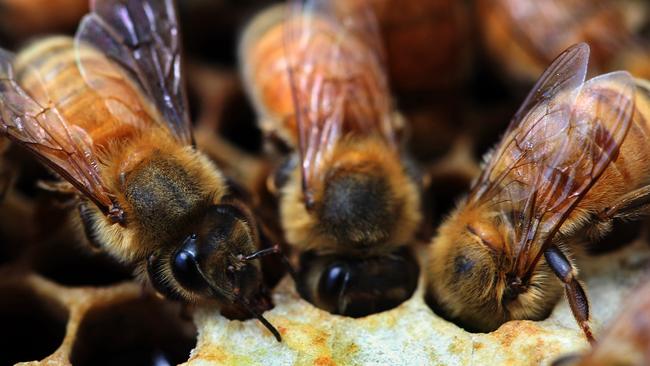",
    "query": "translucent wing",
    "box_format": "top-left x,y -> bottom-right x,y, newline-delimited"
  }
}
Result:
284,0 -> 396,206
0,49 -> 121,219
468,43 -> 635,278
471,43 -> 590,201
75,0 -> 192,145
